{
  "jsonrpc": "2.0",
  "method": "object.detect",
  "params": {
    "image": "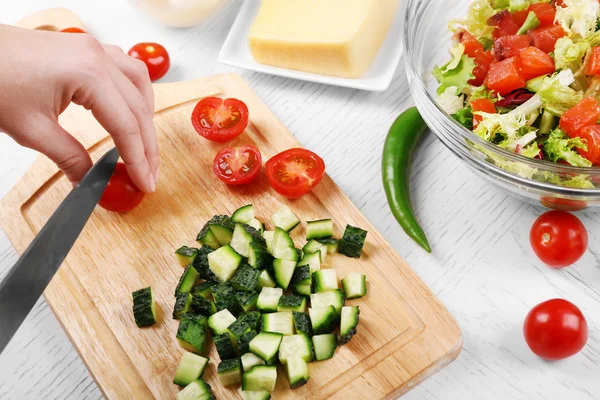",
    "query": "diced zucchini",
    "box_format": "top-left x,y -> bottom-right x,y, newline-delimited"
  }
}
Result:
317,237 -> 339,254
191,292 -> 216,316
173,292 -> 193,319
249,332 -> 283,362
238,388 -> 271,400
231,264 -> 261,291
176,246 -> 199,267
309,306 -> 337,335
286,357 -> 309,389
248,218 -> 264,233
292,283 -> 312,297
177,315 -> 208,355
238,311 -> 262,332
173,352 -> 209,386
312,334 -> 337,361
208,309 -> 237,335
292,311 -> 313,337
312,269 -> 338,293
298,252 -> 321,275
273,259 -> 296,290
218,358 -> 242,386
192,247 -> 218,282
310,289 -> 345,314
232,204 -> 254,224
271,228 -> 298,261
302,240 -> 327,262
291,265 -> 311,286
248,243 -> 274,270
176,265 -> 200,295
236,291 -> 258,312
257,287 -> 283,313
192,280 -> 217,299
211,283 -> 240,314
306,219 -> 333,240
263,231 -> 275,252
238,329 -> 258,354
231,223 -> 255,257
271,205 -> 300,232
242,365 -> 277,392
278,334 -> 313,364
207,215 -> 236,246
262,312 -> 295,336
257,269 -> 276,290
176,379 -> 214,400
214,333 -> 237,360
132,287 -> 157,328
342,272 -> 367,299
241,353 -> 266,372
207,245 -> 242,282
339,225 -> 367,258
340,306 -> 360,344
228,319 -> 252,342
196,223 -> 221,250
277,295 -> 307,313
